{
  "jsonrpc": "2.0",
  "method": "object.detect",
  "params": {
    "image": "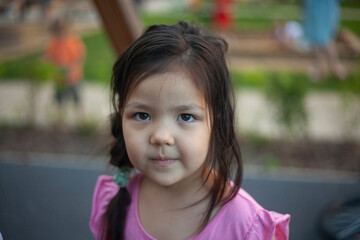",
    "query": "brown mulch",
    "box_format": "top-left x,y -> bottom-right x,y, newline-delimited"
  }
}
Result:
0,127 -> 359,173
0,127 -> 111,156
241,138 -> 360,173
